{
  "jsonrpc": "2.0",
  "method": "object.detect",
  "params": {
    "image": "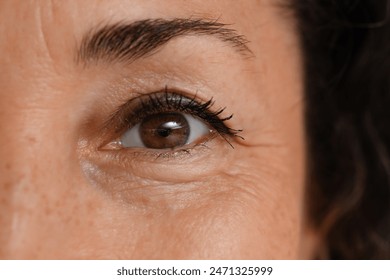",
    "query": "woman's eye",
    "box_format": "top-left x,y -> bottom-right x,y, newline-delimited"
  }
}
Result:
101,90 -> 242,152
120,112 -> 210,149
